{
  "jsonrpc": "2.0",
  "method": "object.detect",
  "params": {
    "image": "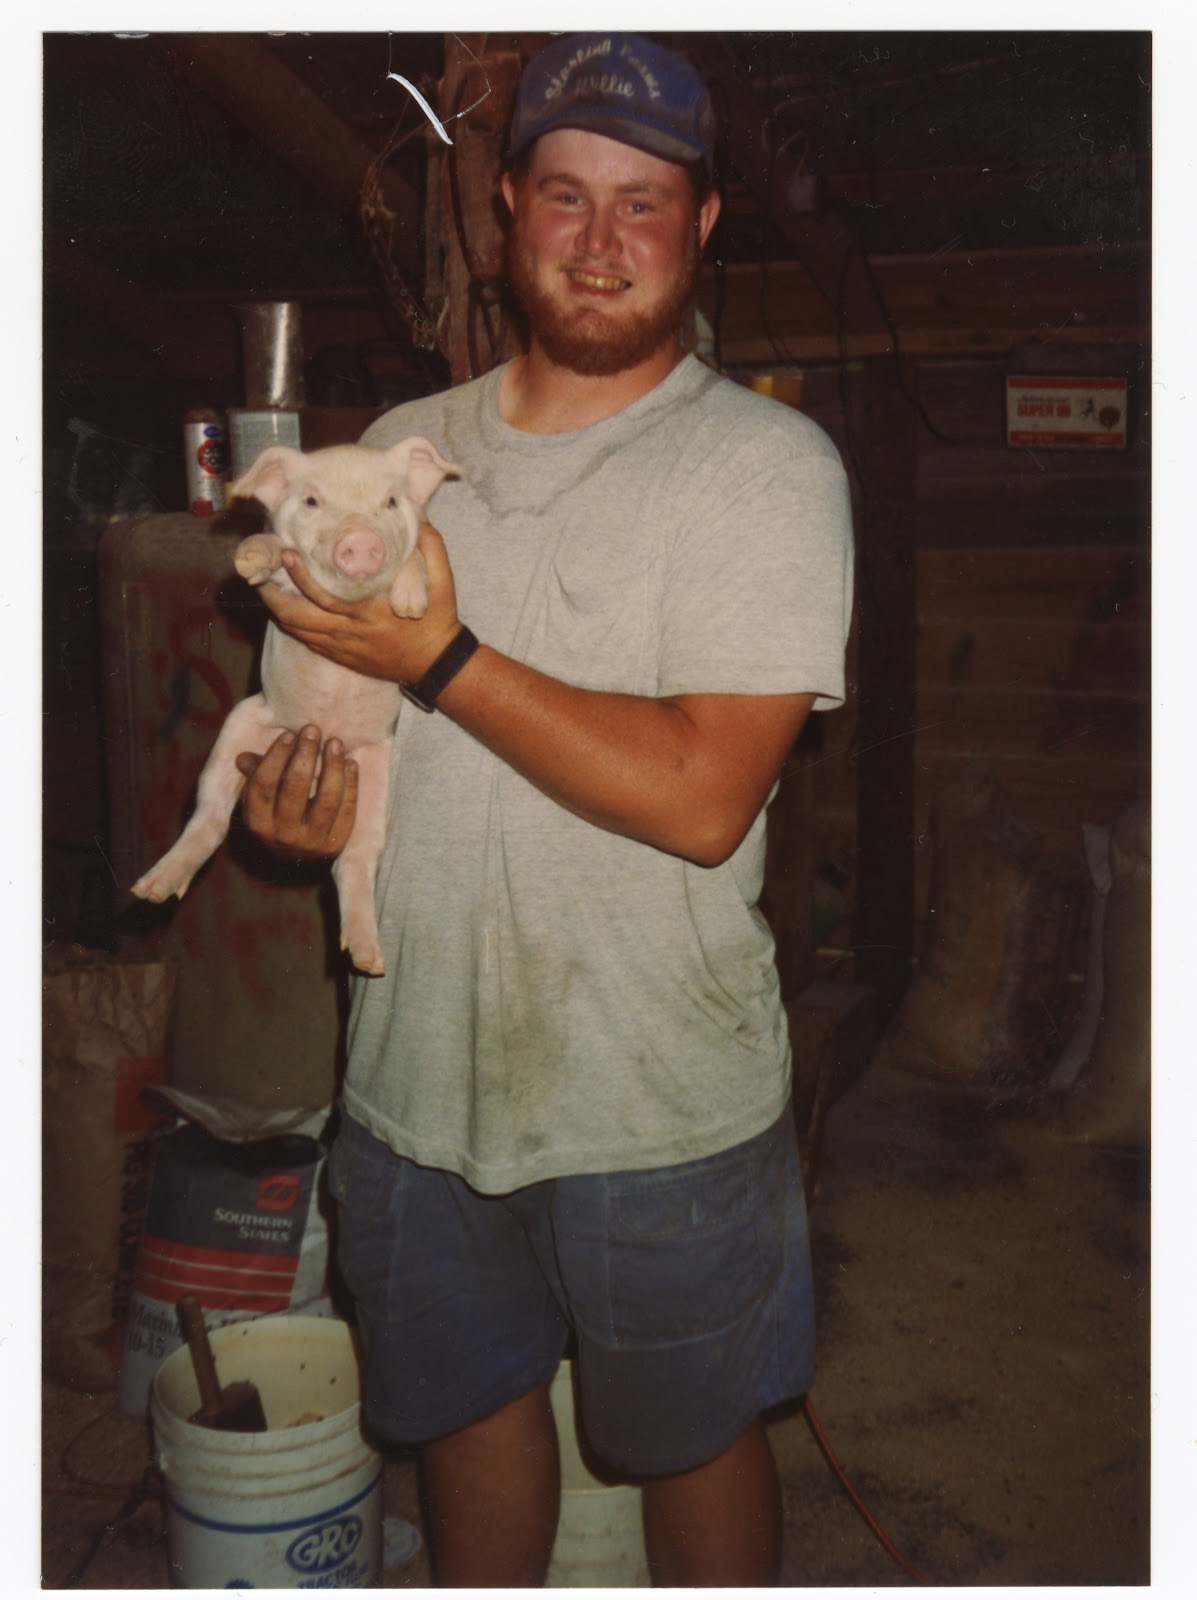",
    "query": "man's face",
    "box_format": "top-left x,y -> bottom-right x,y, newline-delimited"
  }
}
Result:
501,128 -> 720,377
